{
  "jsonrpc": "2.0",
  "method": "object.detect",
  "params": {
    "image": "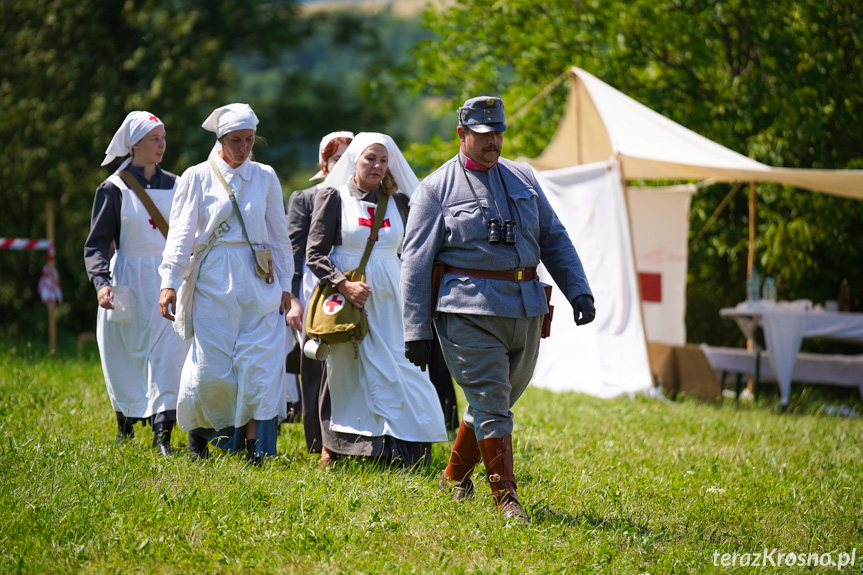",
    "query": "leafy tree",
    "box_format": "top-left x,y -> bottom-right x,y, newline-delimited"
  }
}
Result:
236,8 -> 441,193
0,0 -> 298,344
406,0 -> 863,344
